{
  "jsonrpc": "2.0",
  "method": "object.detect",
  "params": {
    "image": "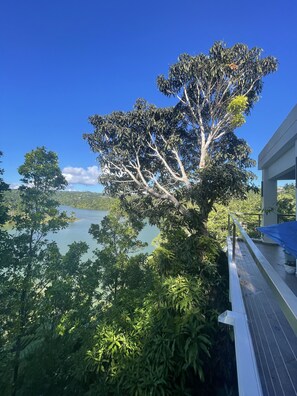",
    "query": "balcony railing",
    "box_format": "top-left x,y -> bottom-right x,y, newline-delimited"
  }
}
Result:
228,213 -> 297,335
227,212 -> 295,239
220,212 -> 297,396
219,236 -> 263,396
